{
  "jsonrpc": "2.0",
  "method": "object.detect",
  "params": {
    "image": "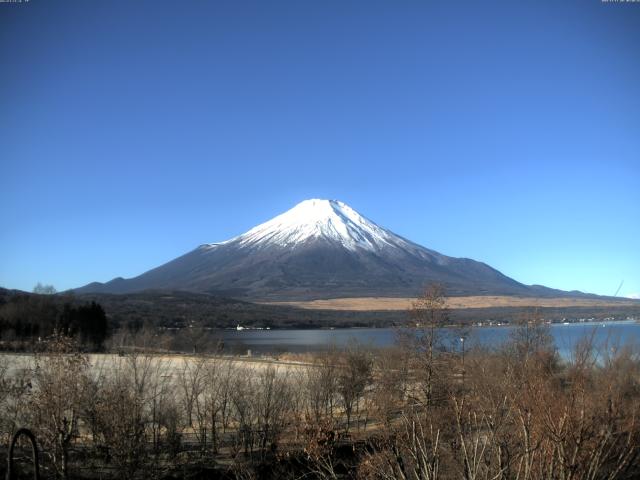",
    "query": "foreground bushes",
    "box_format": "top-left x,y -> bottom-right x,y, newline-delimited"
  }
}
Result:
1,326 -> 639,480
